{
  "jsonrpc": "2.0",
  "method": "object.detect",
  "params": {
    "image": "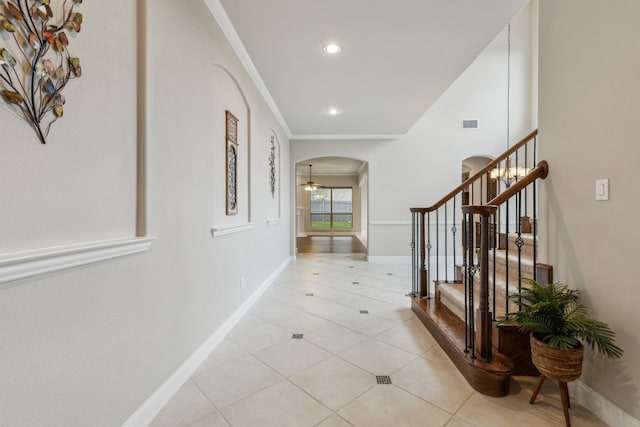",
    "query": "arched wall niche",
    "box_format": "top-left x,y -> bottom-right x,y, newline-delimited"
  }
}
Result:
211,64 -> 252,233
